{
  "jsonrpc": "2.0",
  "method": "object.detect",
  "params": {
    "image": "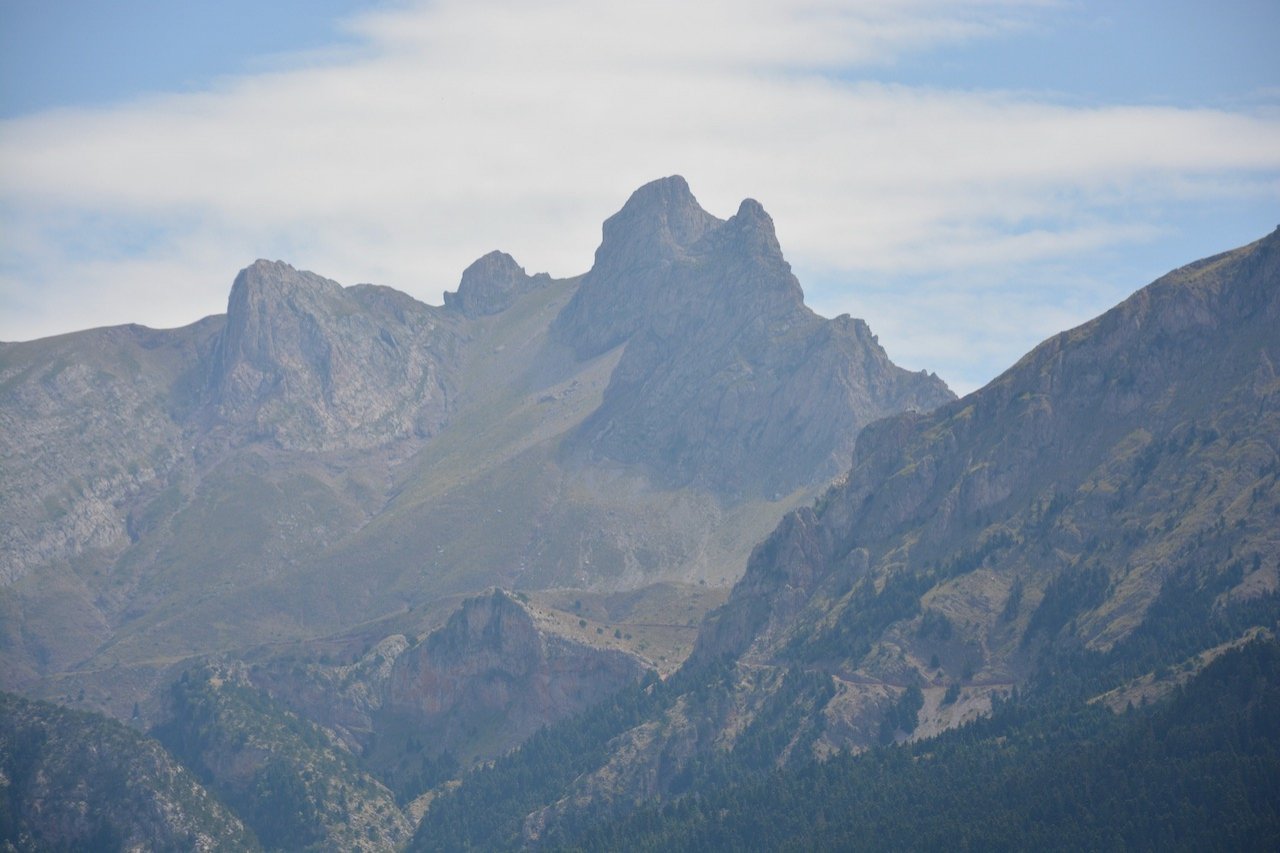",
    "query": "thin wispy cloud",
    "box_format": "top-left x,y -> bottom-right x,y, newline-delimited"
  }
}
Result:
2,0 -> 1277,392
